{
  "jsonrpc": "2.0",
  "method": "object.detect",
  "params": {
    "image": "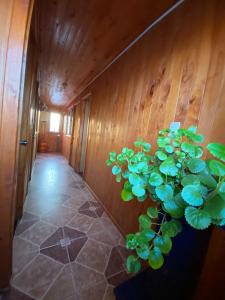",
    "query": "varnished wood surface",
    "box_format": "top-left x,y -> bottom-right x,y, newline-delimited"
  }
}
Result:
70,101 -> 86,172
80,0 -> 225,236
35,0 -> 175,107
16,33 -> 38,220
0,0 -> 33,289
62,135 -> 71,161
